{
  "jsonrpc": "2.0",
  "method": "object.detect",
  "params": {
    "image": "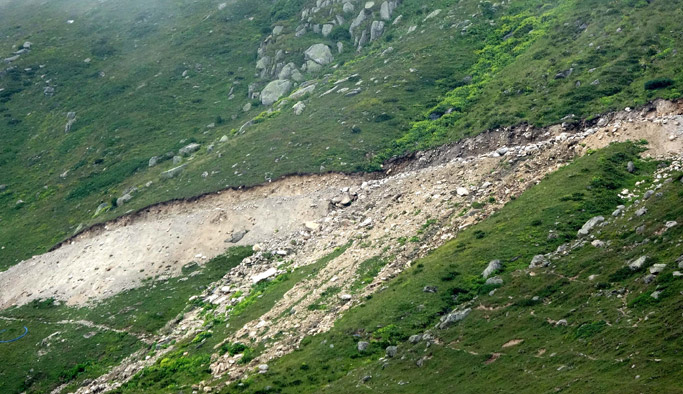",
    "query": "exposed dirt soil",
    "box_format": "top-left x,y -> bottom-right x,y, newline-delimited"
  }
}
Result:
0,101 -> 680,394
